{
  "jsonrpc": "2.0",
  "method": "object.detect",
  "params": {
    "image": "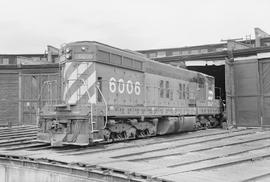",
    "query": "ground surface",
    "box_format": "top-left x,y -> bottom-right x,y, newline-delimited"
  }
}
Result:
0,126 -> 270,181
